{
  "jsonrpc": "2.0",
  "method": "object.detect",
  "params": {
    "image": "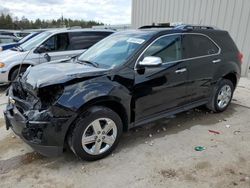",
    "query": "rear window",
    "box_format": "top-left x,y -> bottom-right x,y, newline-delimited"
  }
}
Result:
182,34 -> 219,59
210,32 -> 239,53
68,32 -> 113,50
